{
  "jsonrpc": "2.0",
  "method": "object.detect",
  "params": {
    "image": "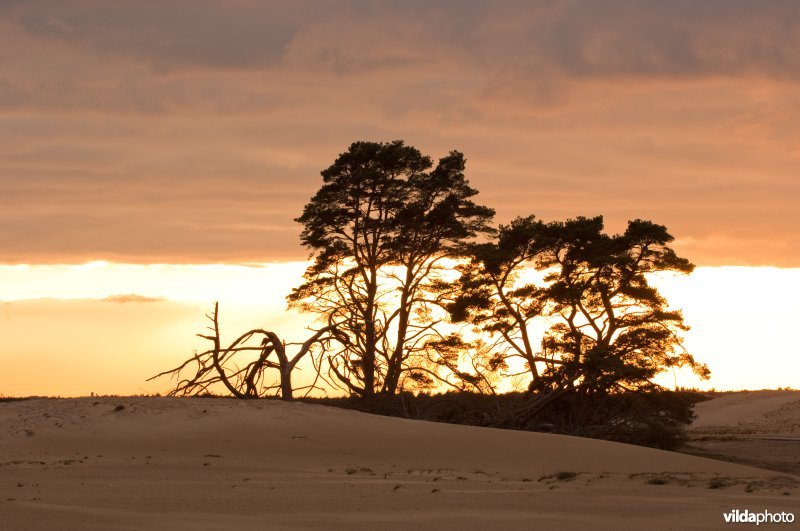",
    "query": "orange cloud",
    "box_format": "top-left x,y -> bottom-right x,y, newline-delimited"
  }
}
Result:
1,1 -> 798,266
